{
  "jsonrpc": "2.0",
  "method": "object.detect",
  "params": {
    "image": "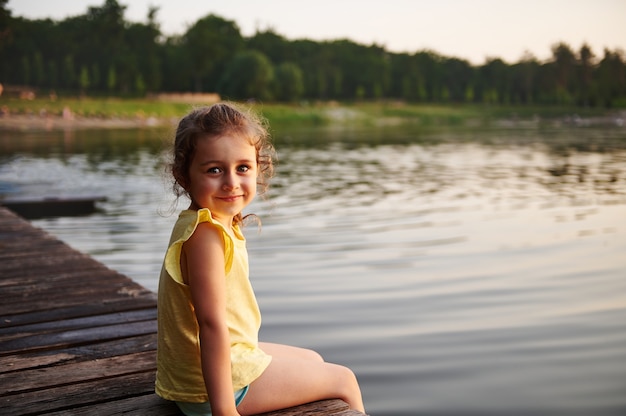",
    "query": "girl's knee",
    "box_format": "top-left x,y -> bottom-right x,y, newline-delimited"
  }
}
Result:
305,348 -> 324,362
292,345 -> 323,362
333,365 -> 364,411
330,365 -> 359,392
343,367 -> 359,389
